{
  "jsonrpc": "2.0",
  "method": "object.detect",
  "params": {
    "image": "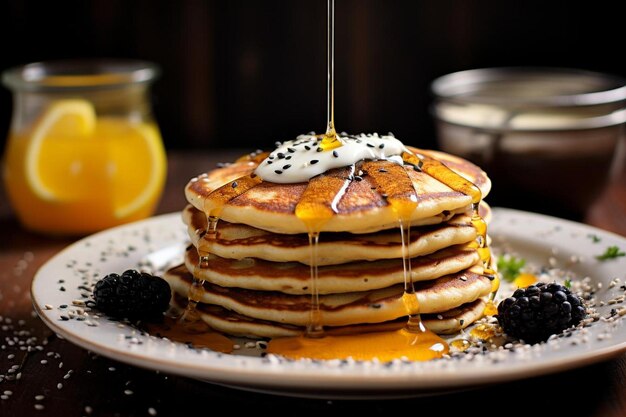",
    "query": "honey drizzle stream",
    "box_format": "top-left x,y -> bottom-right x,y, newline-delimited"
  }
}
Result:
402,151 -> 499,314
320,0 -> 342,151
